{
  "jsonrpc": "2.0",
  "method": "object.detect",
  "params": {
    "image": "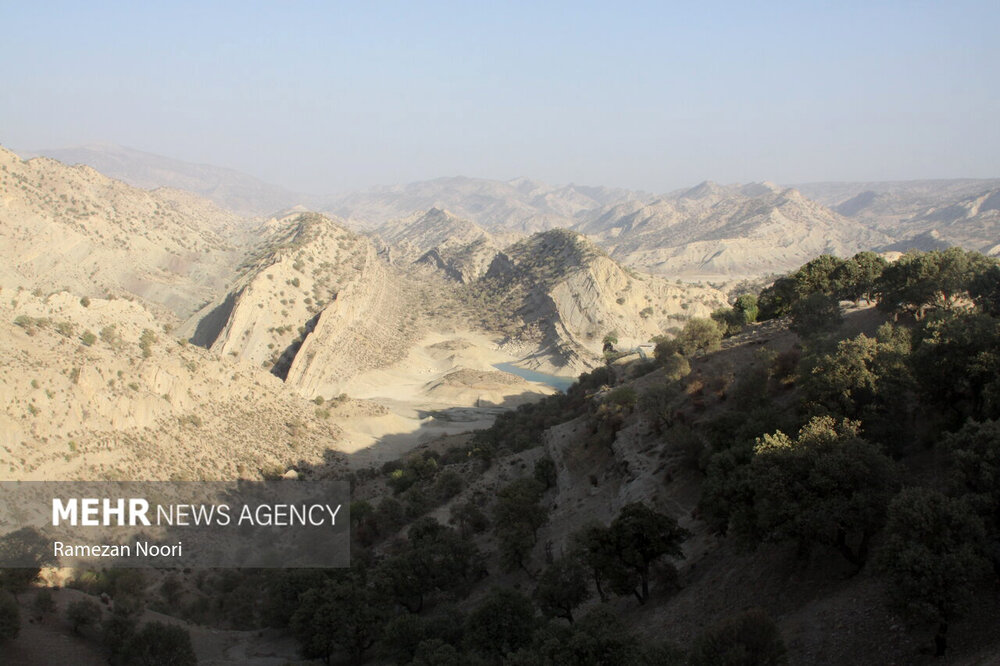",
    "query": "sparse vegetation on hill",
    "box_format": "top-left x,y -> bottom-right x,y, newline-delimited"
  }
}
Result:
169,246 -> 997,664
4,145 -> 1000,664
0,146 -> 242,317
7,244 -> 997,663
